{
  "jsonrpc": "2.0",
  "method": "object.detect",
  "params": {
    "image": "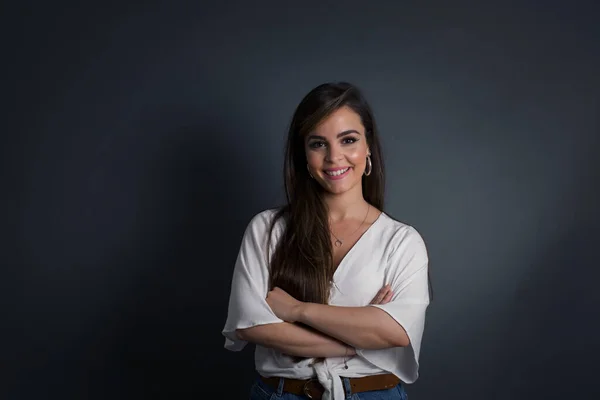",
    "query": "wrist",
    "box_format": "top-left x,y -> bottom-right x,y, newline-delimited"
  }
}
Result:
294,302 -> 311,323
